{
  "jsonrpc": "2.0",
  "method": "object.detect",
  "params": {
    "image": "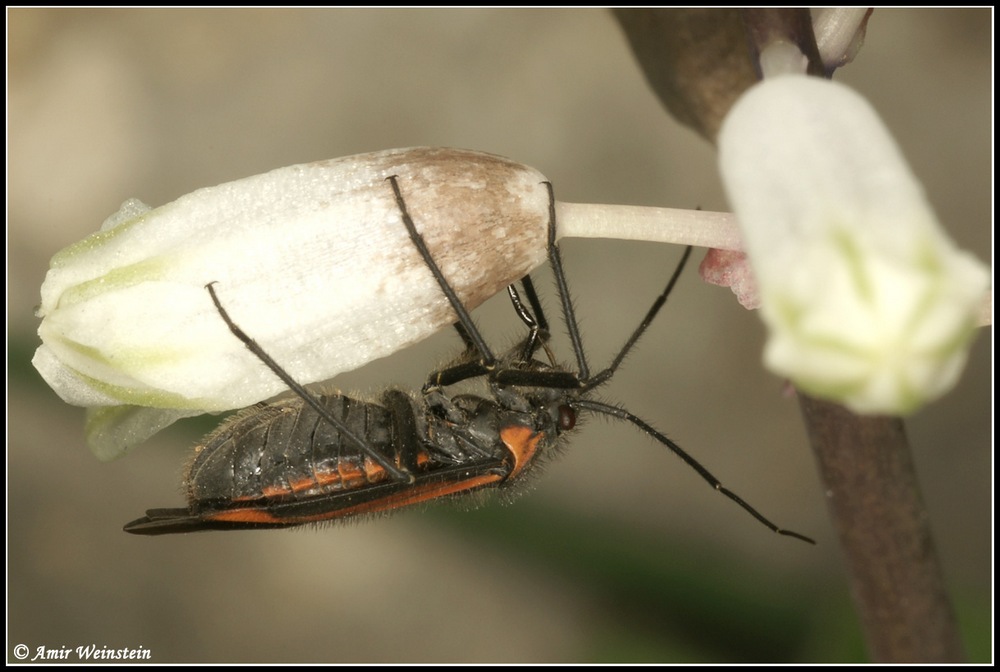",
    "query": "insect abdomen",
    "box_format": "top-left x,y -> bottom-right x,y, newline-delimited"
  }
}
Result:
186,393 -> 405,506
